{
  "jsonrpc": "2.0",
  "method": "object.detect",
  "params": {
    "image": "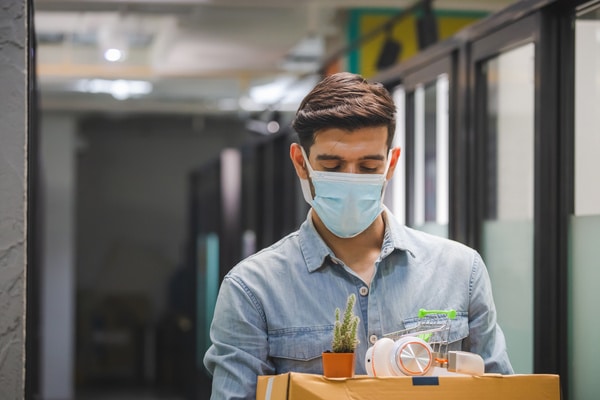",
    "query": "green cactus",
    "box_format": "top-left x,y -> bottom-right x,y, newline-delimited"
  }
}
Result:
331,294 -> 360,353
